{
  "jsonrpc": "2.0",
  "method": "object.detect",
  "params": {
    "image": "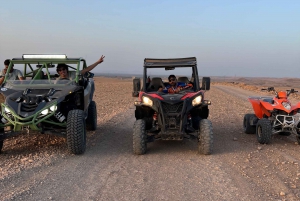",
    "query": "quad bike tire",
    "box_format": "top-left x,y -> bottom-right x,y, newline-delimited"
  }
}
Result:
243,114 -> 256,134
86,101 -> 97,131
133,119 -> 147,155
198,119 -> 213,155
256,118 -> 272,144
67,109 -> 86,155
